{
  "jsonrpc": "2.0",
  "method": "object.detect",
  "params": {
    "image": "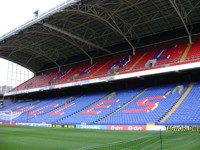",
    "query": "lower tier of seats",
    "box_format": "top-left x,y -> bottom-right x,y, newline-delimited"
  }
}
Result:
1,82 -> 199,125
